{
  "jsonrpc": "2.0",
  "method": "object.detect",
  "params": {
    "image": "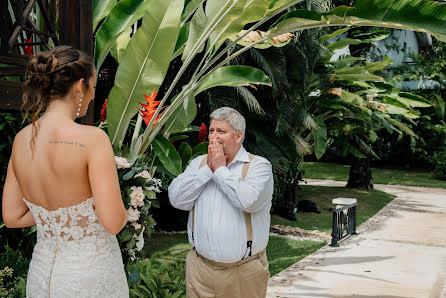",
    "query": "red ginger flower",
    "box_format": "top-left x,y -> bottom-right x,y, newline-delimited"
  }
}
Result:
139,89 -> 165,126
22,37 -> 33,56
100,99 -> 107,122
198,123 -> 207,143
